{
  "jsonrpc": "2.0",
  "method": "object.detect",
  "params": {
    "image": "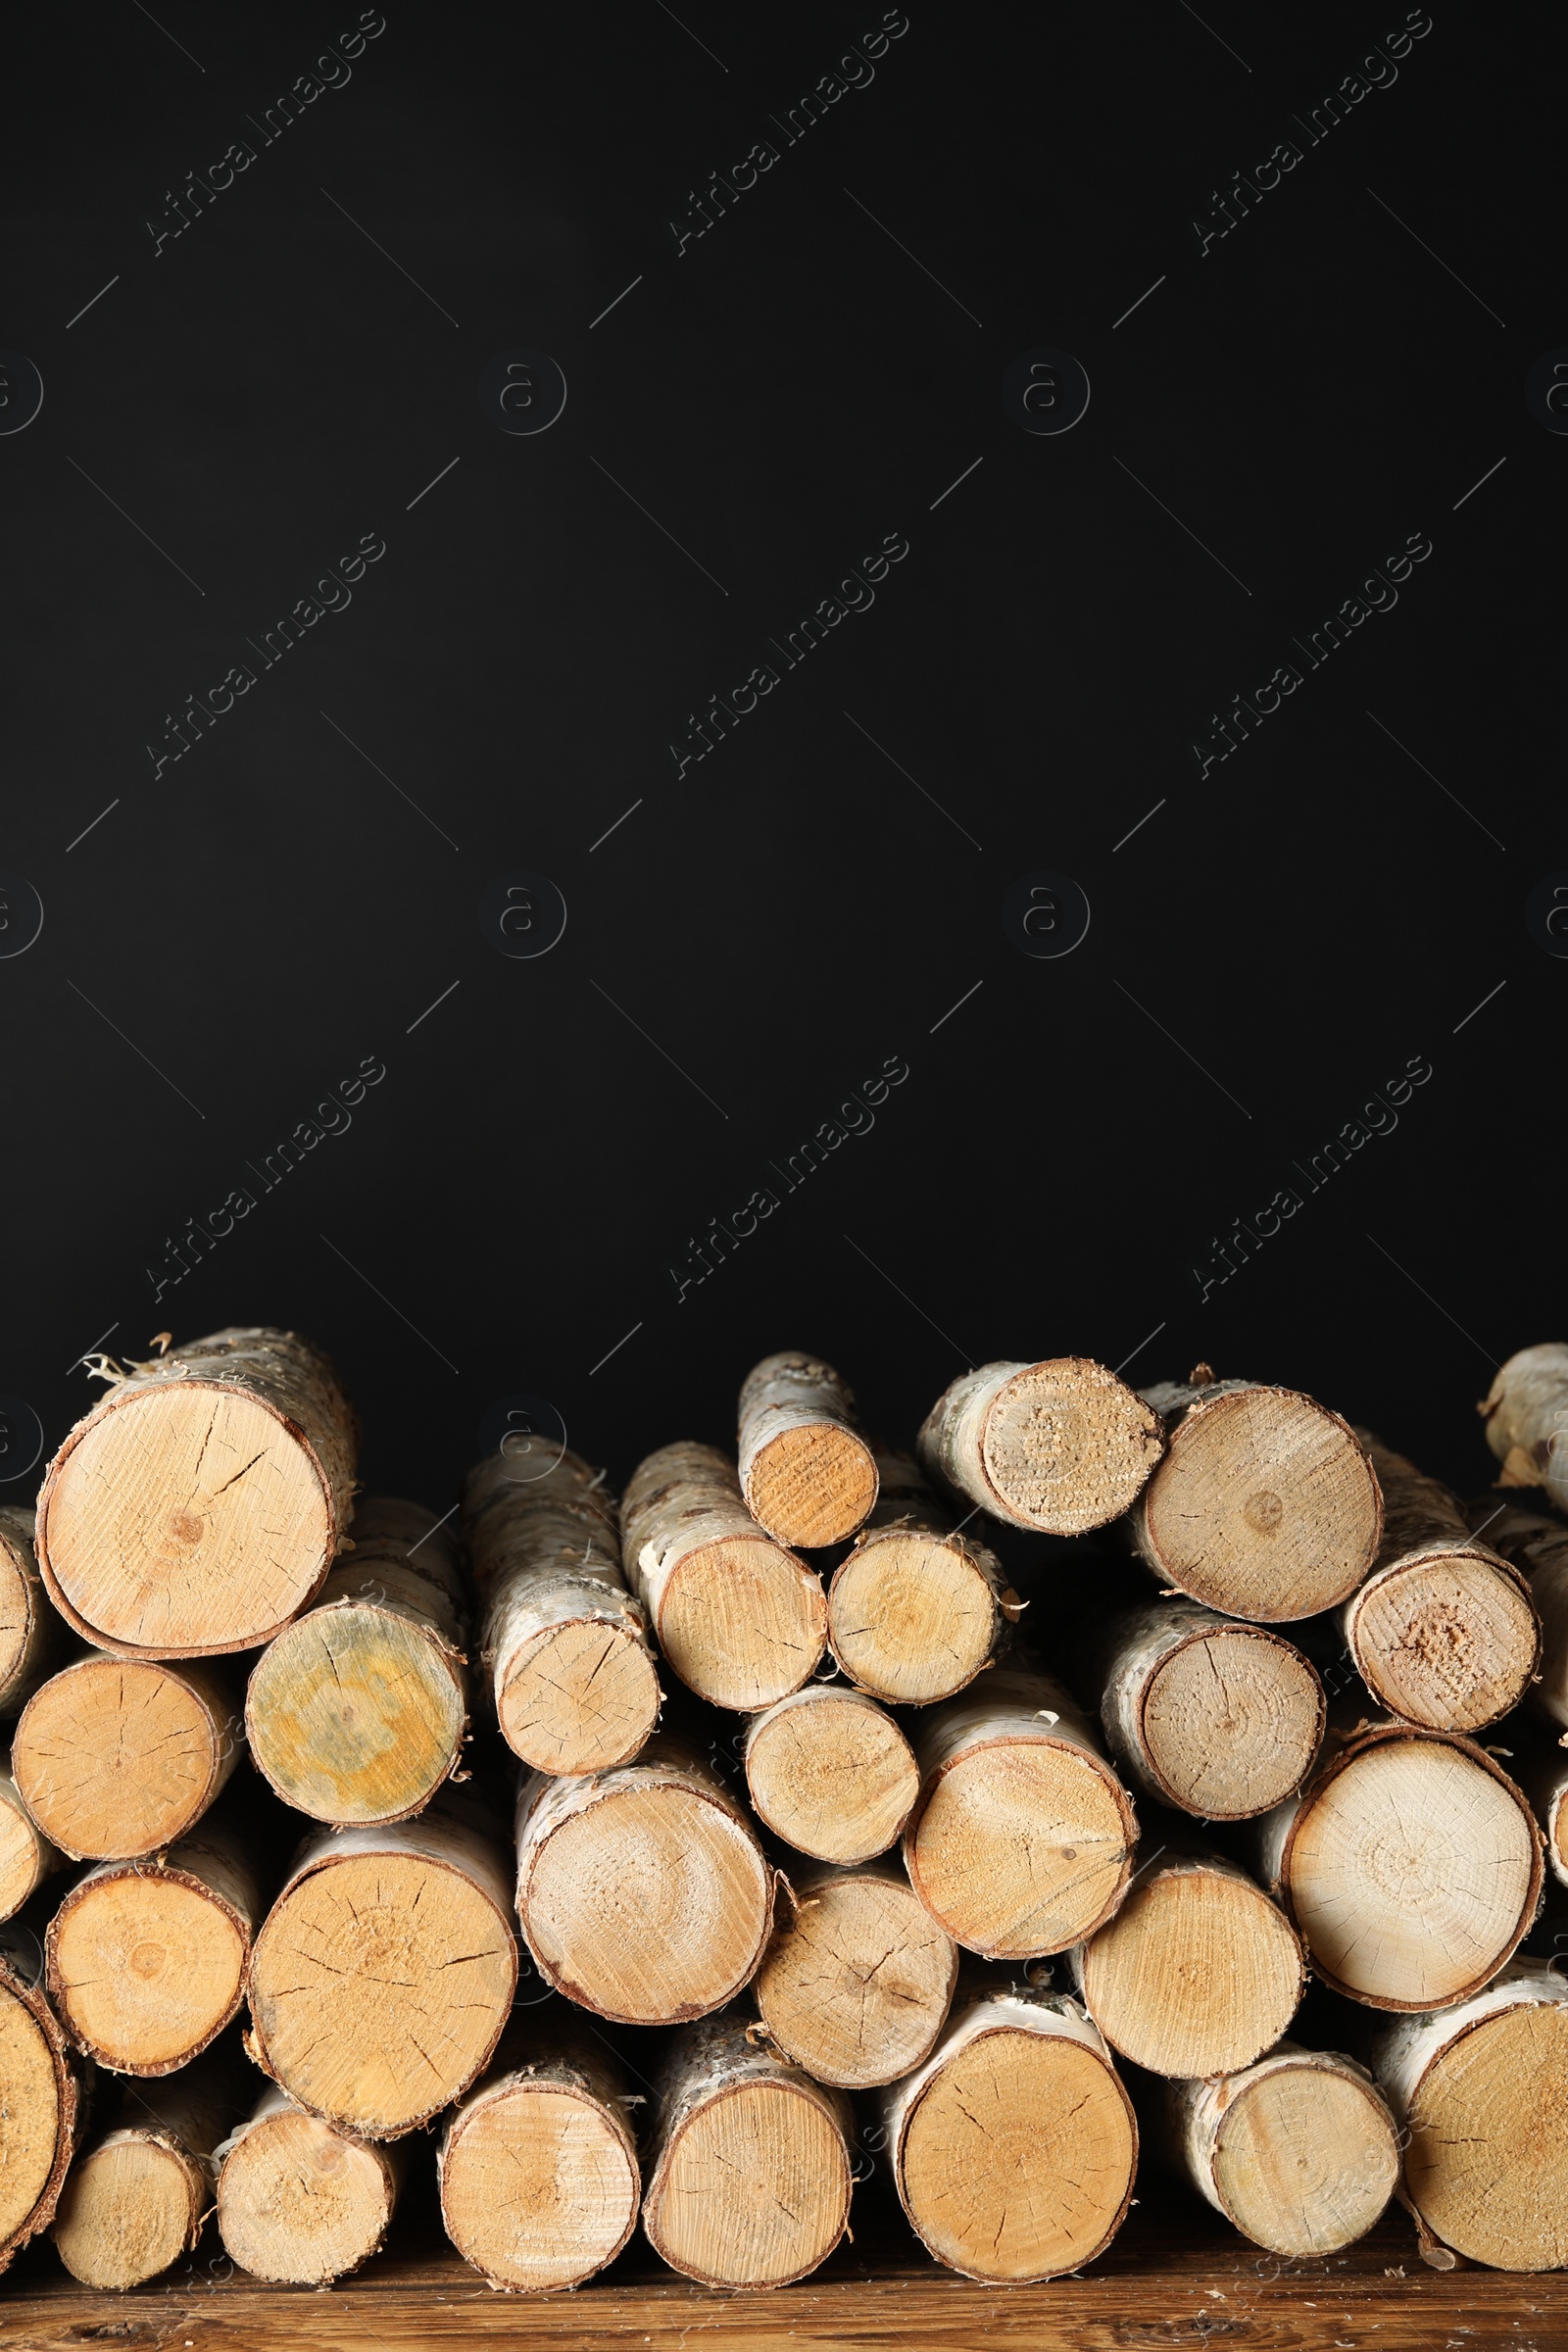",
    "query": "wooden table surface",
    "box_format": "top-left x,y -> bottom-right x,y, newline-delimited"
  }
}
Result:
0,2194 -> 1560,2352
